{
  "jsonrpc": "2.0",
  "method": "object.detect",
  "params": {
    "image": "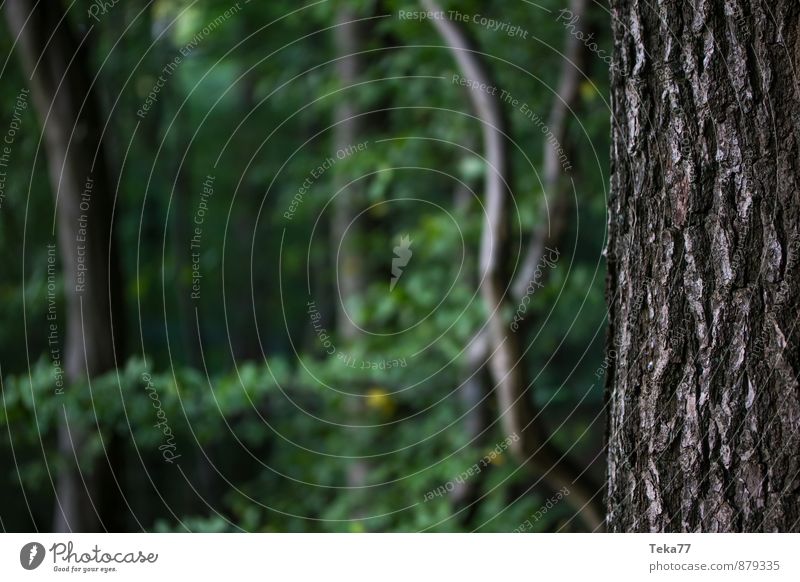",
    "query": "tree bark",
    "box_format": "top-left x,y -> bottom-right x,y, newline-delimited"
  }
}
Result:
606,0 -> 800,531
5,0 -> 126,532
